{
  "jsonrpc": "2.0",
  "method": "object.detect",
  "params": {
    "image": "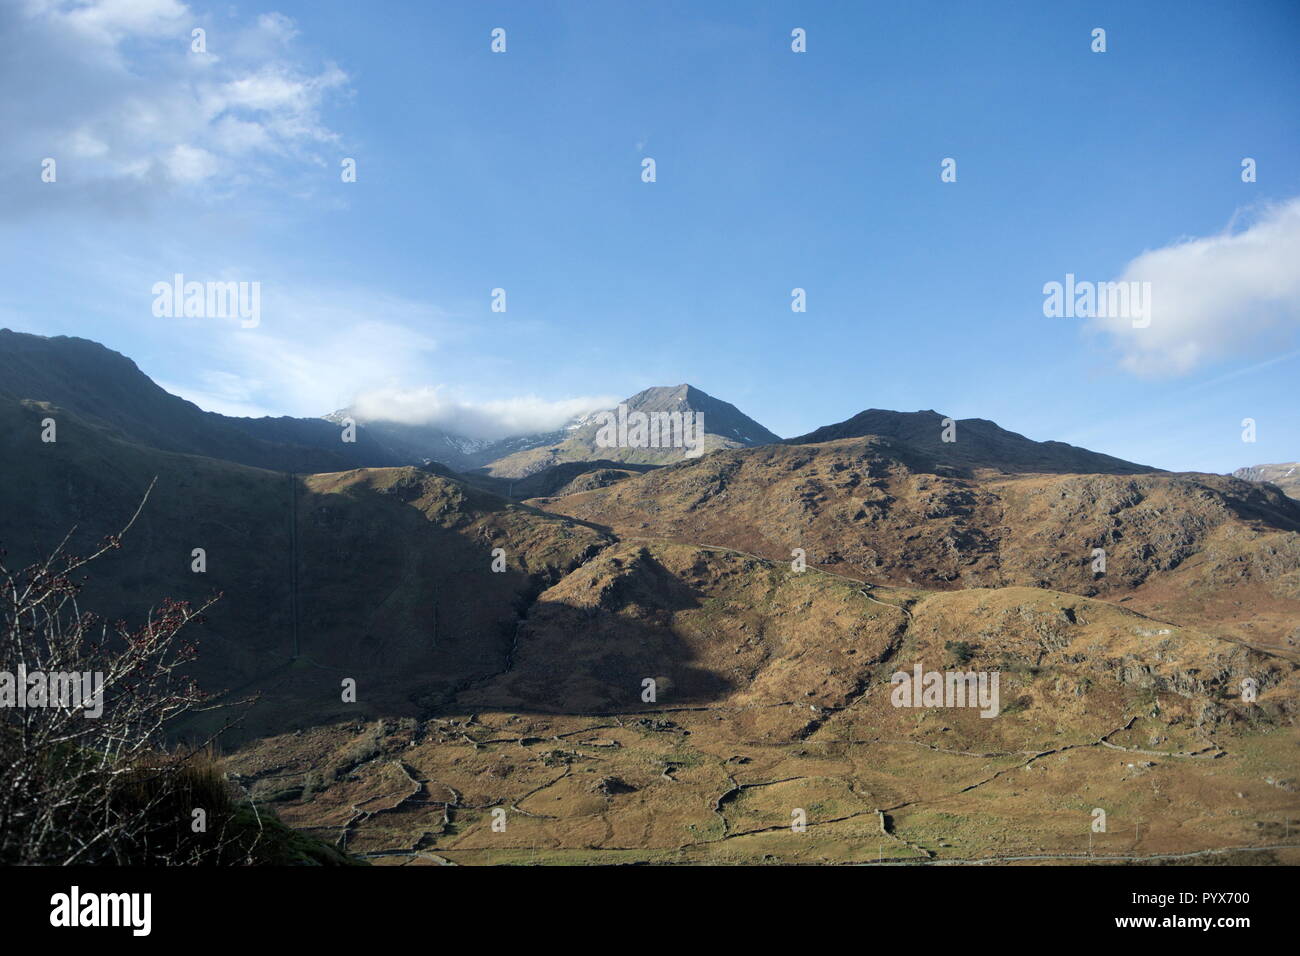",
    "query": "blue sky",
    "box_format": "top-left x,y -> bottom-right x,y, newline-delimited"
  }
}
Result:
1,0 -> 1298,472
